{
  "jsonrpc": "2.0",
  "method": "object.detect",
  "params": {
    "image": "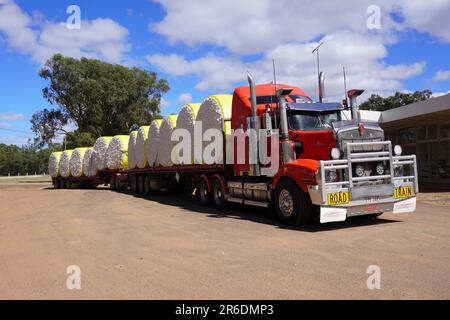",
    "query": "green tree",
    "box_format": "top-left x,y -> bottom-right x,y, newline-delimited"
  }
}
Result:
31,54 -> 169,145
359,90 -> 432,111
